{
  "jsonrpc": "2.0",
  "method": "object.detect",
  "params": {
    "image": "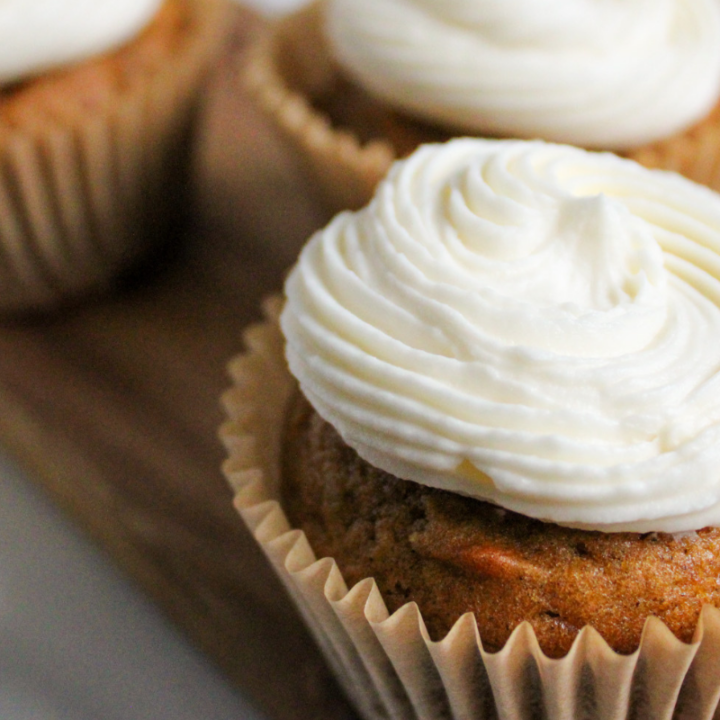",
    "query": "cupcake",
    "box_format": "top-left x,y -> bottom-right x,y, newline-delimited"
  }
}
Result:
0,0 -> 229,314
221,138 -> 720,718
243,0 -> 720,212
